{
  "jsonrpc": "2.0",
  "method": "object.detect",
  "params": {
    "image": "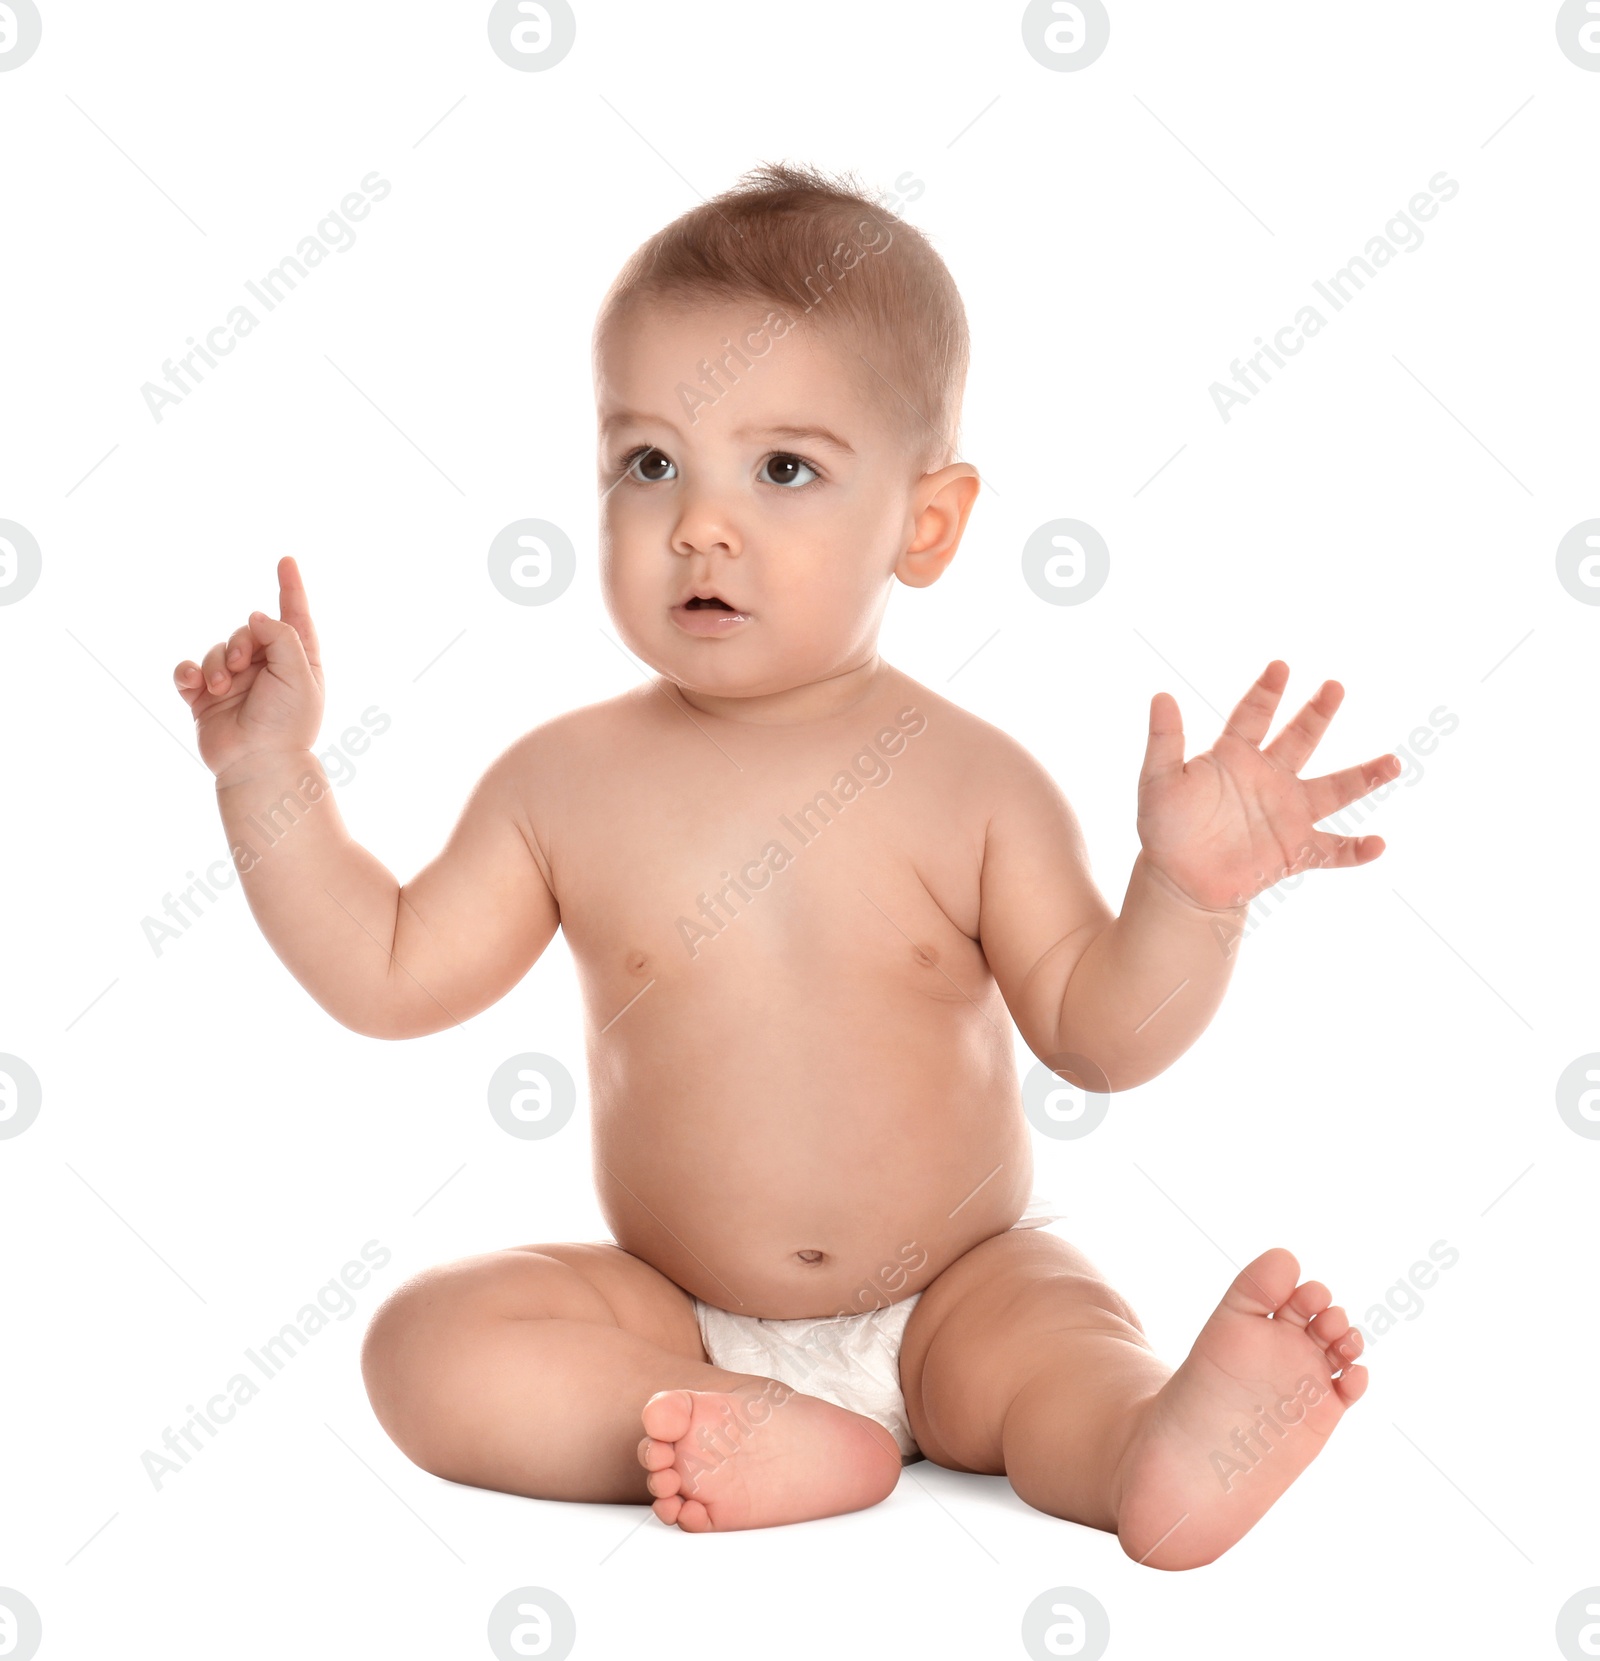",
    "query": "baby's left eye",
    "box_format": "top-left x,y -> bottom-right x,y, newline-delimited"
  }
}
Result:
759,453 -> 818,489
